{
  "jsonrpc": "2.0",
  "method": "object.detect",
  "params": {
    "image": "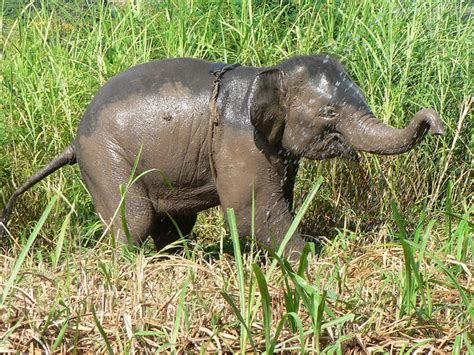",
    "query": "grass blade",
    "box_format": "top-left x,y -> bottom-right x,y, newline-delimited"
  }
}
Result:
391,200 -> 423,316
277,177 -> 324,258
92,304 -> 114,355
272,312 -> 305,353
51,317 -> 69,353
220,291 -> 256,350
252,263 -> 272,352
53,208 -> 72,268
1,196 -> 57,306
313,290 -> 327,354
416,244 -> 474,322
227,208 -> 251,351
265,177 -> 323,279
170,279 -> 189,354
